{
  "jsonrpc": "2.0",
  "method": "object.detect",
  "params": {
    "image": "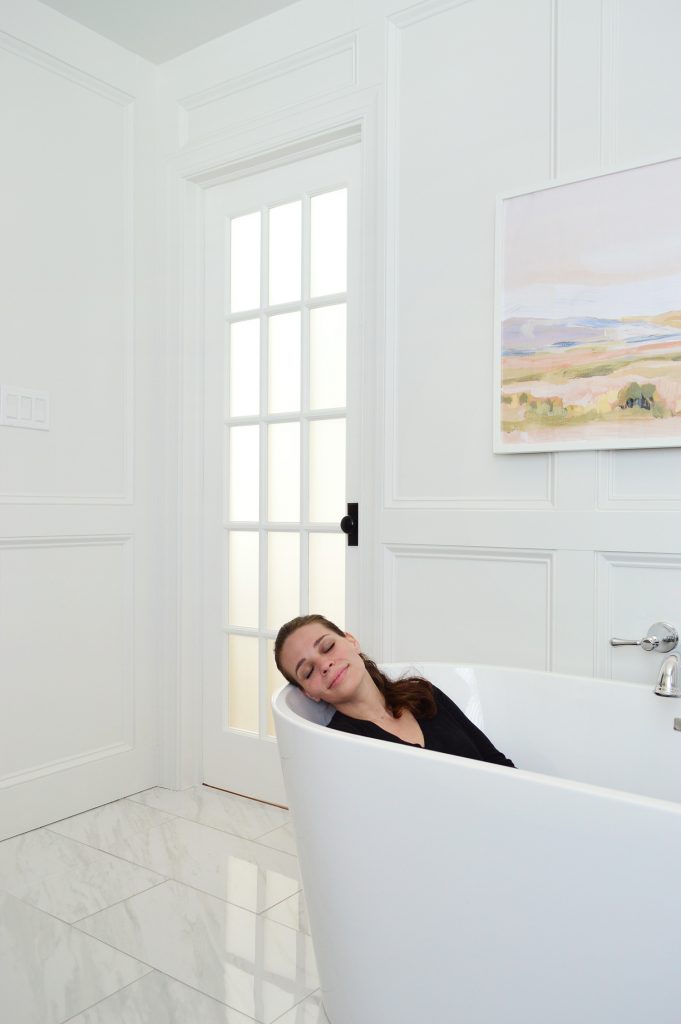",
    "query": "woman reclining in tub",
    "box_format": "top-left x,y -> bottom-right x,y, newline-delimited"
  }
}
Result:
275,613 -> 515,768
